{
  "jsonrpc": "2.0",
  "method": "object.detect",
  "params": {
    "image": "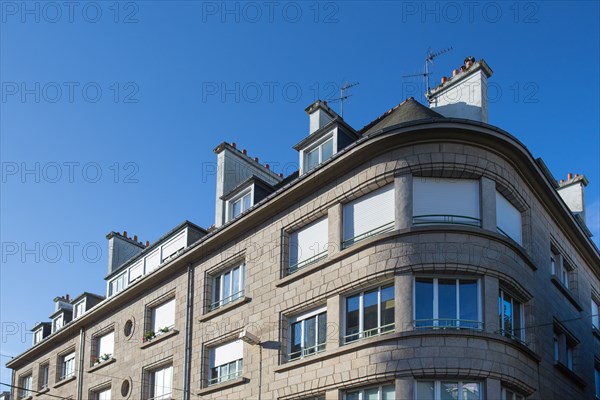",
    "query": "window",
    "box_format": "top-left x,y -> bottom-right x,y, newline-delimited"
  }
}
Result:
496,191 -> 523,244
413,178 -> 480,227
52,315 -> 63,333
19,374 -> 32,399
148,364 -> 172,400
289,217 -> 328,273
594,298 -> 600,330
502,388 -> 525,400
304,136 -> 334,172
414,278 -> 482,330
93,331 -> 115,365
345,384 -> 395,399
94,388 -> 111,400
73,300 -> 86,319
211,264 -> 245,311
150,298 -> 176,333
416,381 -> 481,400
109,272 -> 128,297
33,328 -> 44,345
289,307 -> 327,361
60,351 -> 76,380
595,364 -> 600,399
209,340 -> 243,386
551,248 -> 572,289
342,184 -> 395,248
39,363 -> 49,389
344,284 -> 394,344
229,190 -> 252,221
553,323 -> 578,371
498,289 -> 525,342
